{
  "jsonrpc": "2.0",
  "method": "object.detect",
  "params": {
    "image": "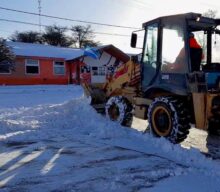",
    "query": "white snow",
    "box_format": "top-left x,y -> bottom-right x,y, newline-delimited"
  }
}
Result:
6,41 -> 84,60
0,85 -> 220,191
